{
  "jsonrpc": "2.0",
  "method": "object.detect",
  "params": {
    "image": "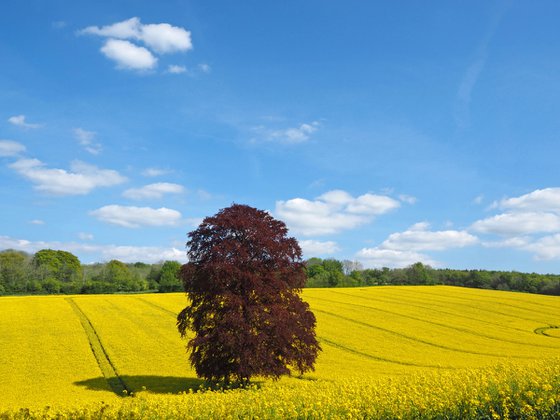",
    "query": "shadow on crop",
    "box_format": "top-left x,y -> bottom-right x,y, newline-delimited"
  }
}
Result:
75,375 -> 205,396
